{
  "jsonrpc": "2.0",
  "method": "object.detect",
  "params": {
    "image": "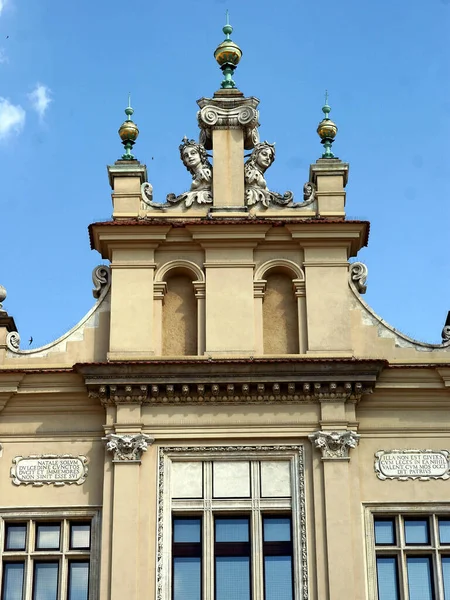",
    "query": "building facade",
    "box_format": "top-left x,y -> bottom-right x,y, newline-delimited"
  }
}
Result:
1,24 -> 450,600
